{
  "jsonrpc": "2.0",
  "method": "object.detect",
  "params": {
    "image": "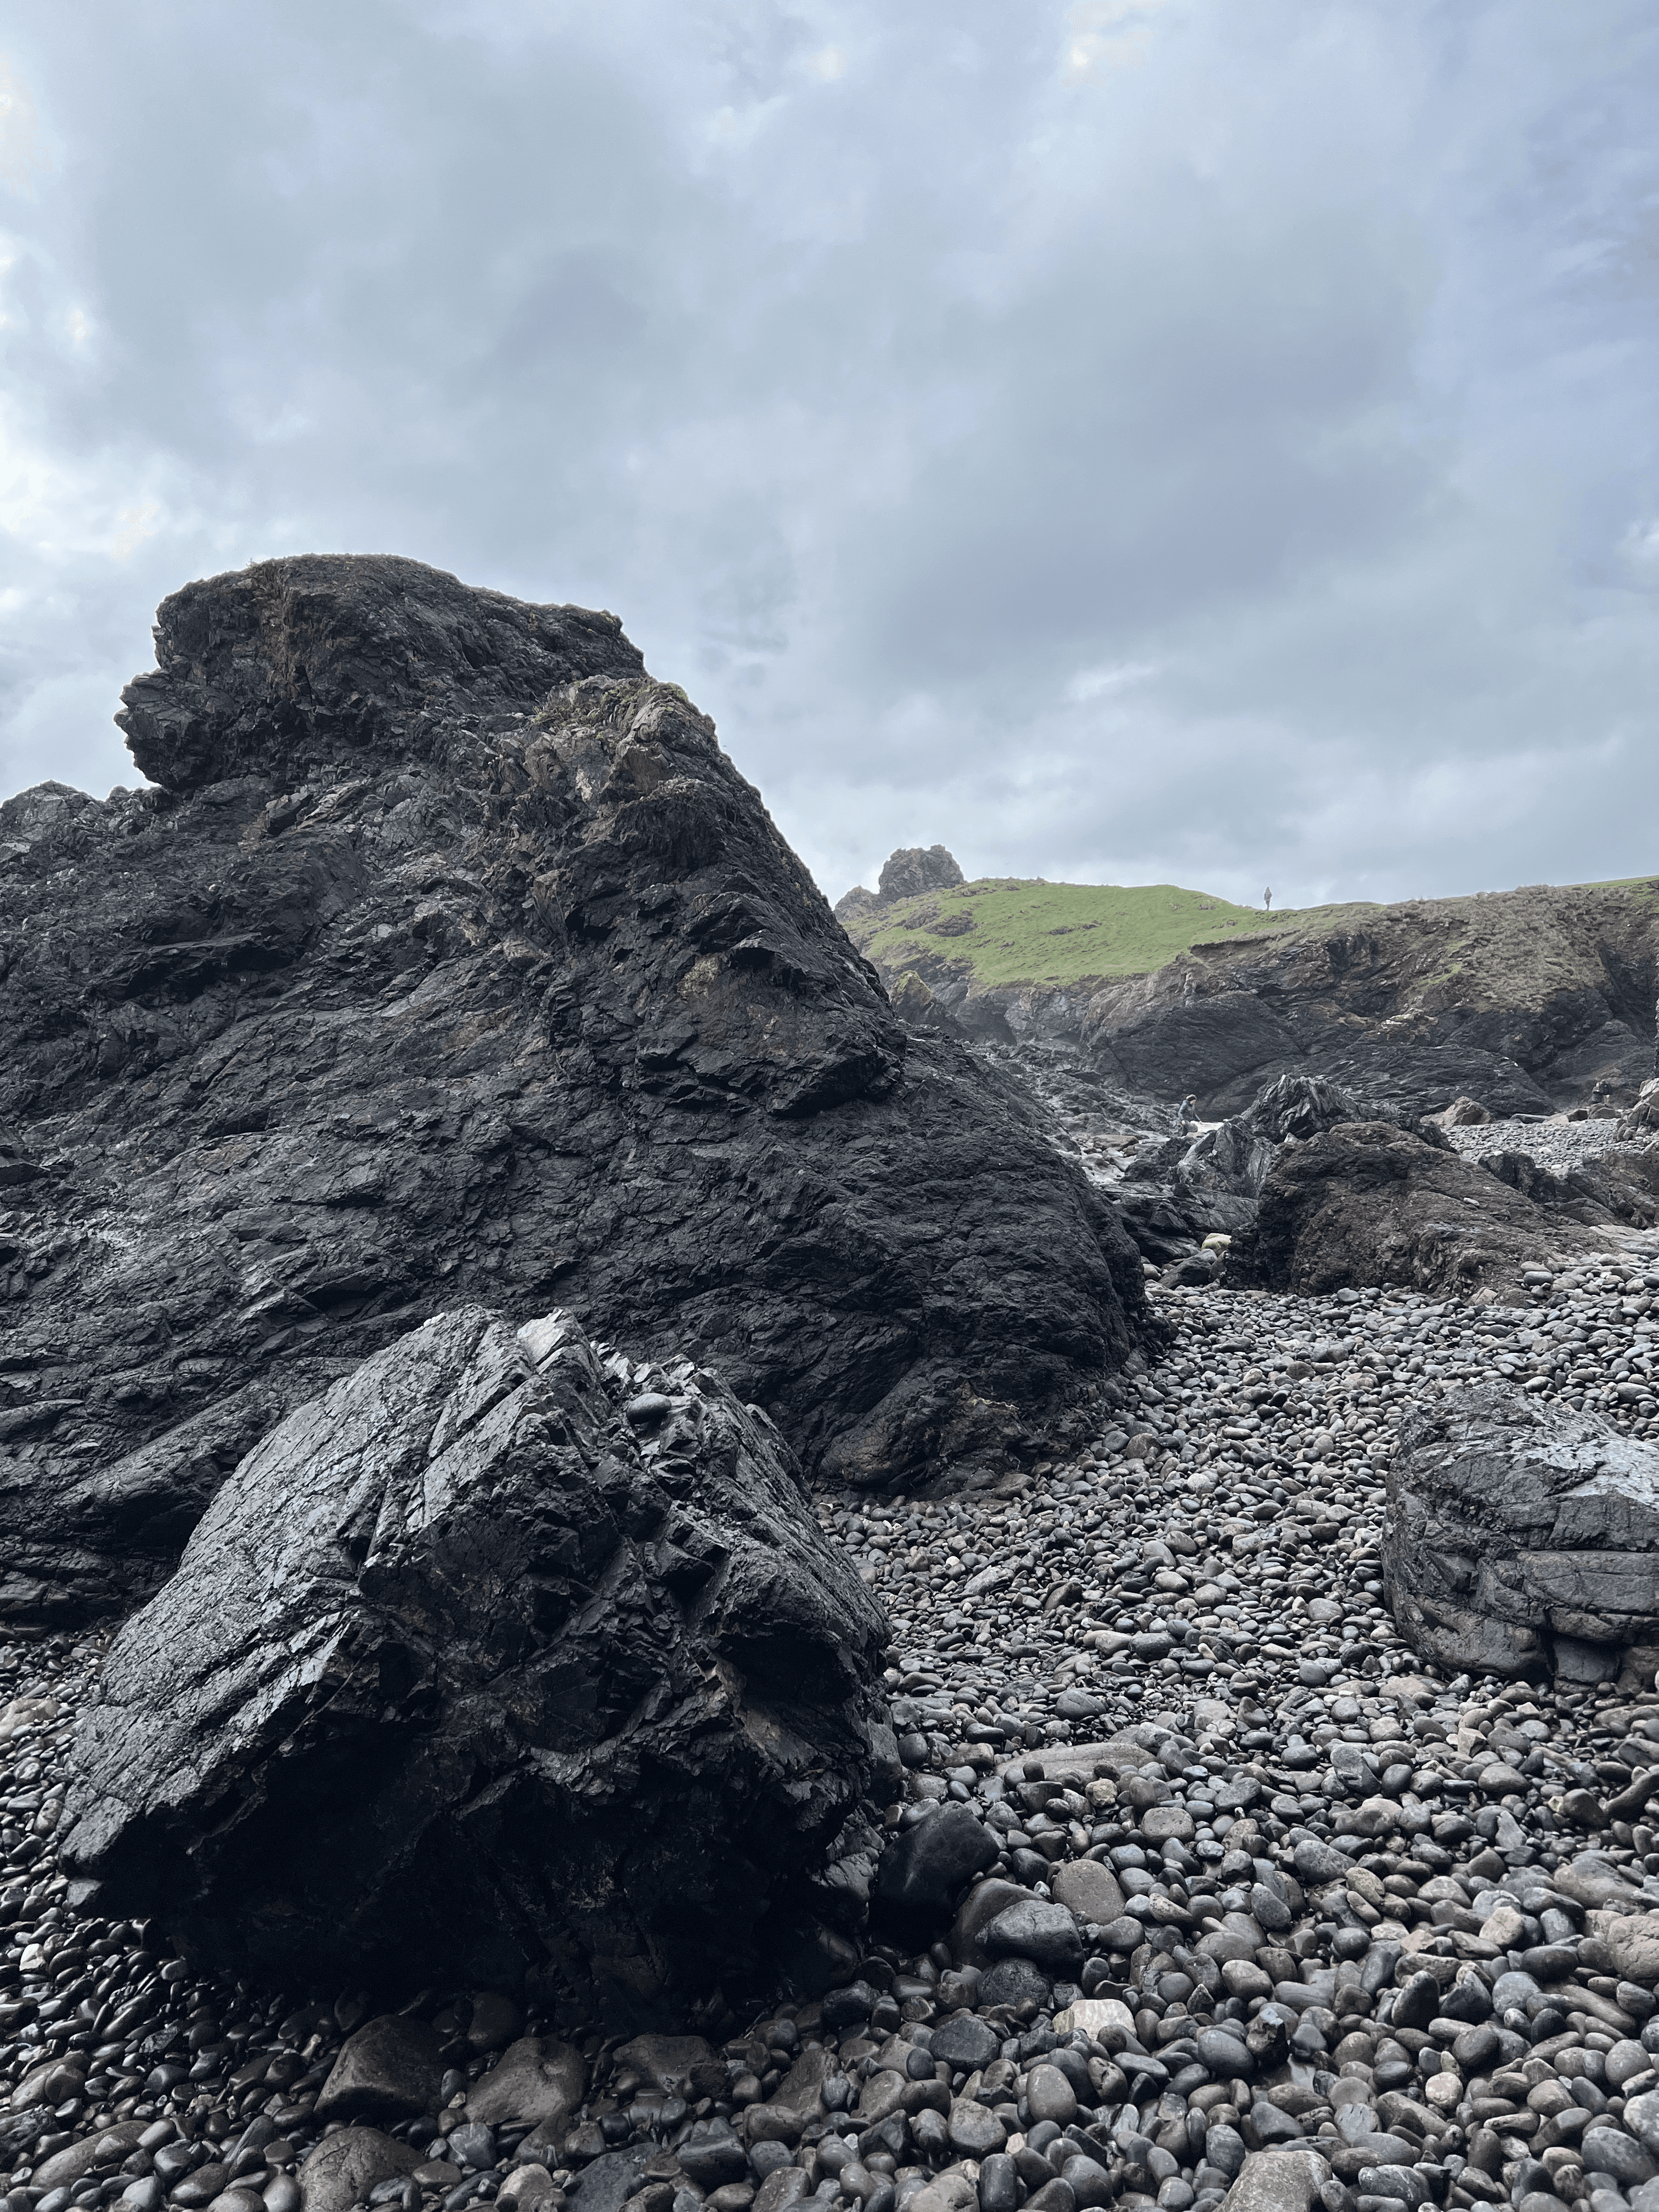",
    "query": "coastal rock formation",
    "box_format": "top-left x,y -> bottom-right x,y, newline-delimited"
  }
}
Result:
833,845 -> 964,927
0,558 -> 1148,1621
59,1304 -> 896,2019
1159,1074 -> 1448,1237
1104,1076 -> 1452,1264
1224,1119 -> 1599,1299
878,846 -> 964,906
1481,1140 -> 1659,1232
1385,1386 -> 1659,1684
